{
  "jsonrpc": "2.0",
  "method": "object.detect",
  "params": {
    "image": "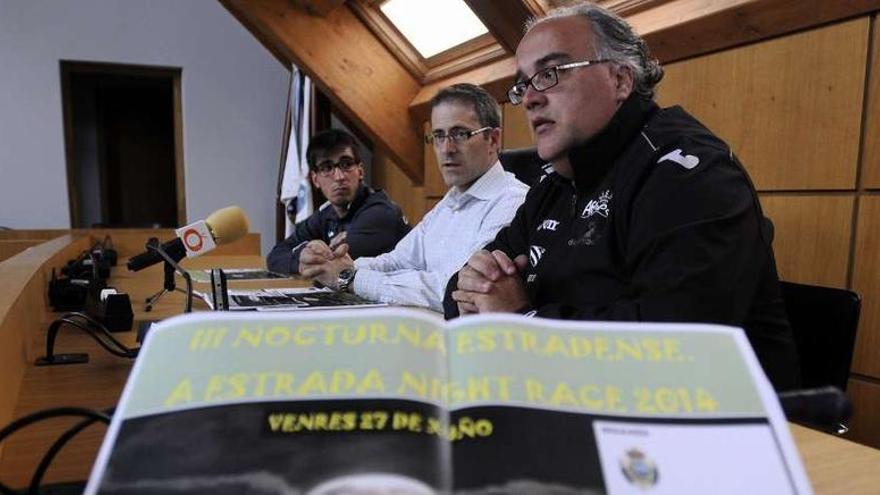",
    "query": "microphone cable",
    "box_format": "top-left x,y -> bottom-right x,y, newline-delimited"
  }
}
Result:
41,312 -> 139,364
0,407 -> 112,495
